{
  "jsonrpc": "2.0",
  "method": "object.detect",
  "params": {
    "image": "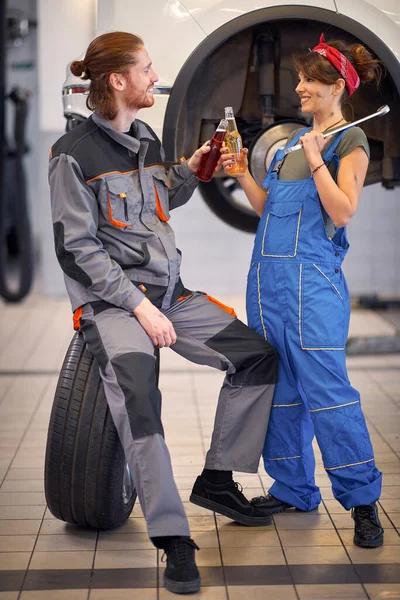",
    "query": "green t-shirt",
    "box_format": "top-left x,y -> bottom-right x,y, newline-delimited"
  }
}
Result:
277,126 -> 370,237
